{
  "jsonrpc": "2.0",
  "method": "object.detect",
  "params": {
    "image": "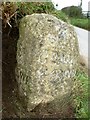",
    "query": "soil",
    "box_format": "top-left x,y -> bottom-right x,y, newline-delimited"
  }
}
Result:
2,25 -> 78,119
